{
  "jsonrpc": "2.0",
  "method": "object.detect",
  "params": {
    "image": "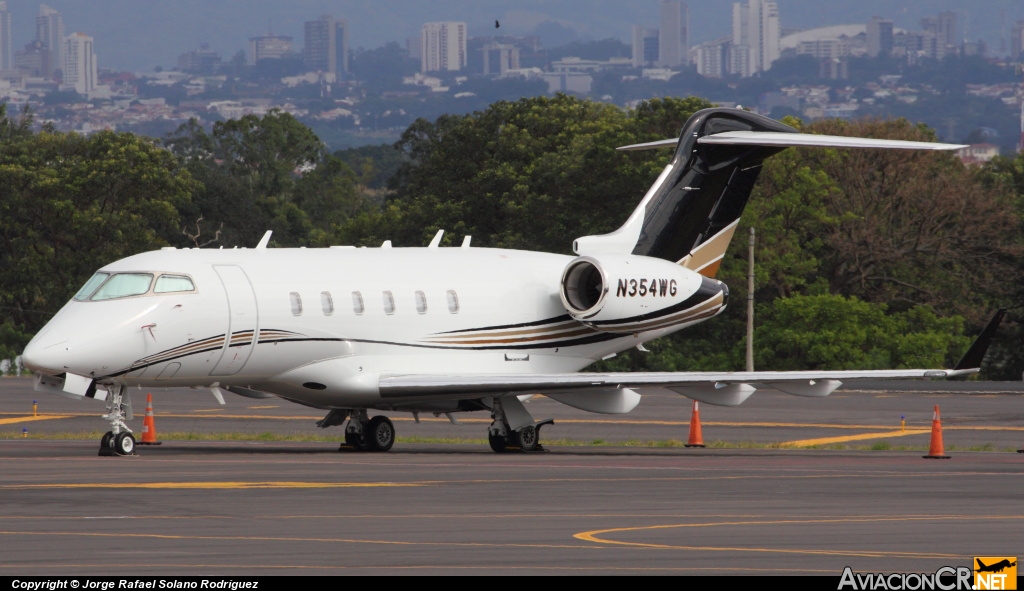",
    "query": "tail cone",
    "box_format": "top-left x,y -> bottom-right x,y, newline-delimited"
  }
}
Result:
923,405 -> 949,459
685,400 -> 705,448
139,393 -> 162,446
